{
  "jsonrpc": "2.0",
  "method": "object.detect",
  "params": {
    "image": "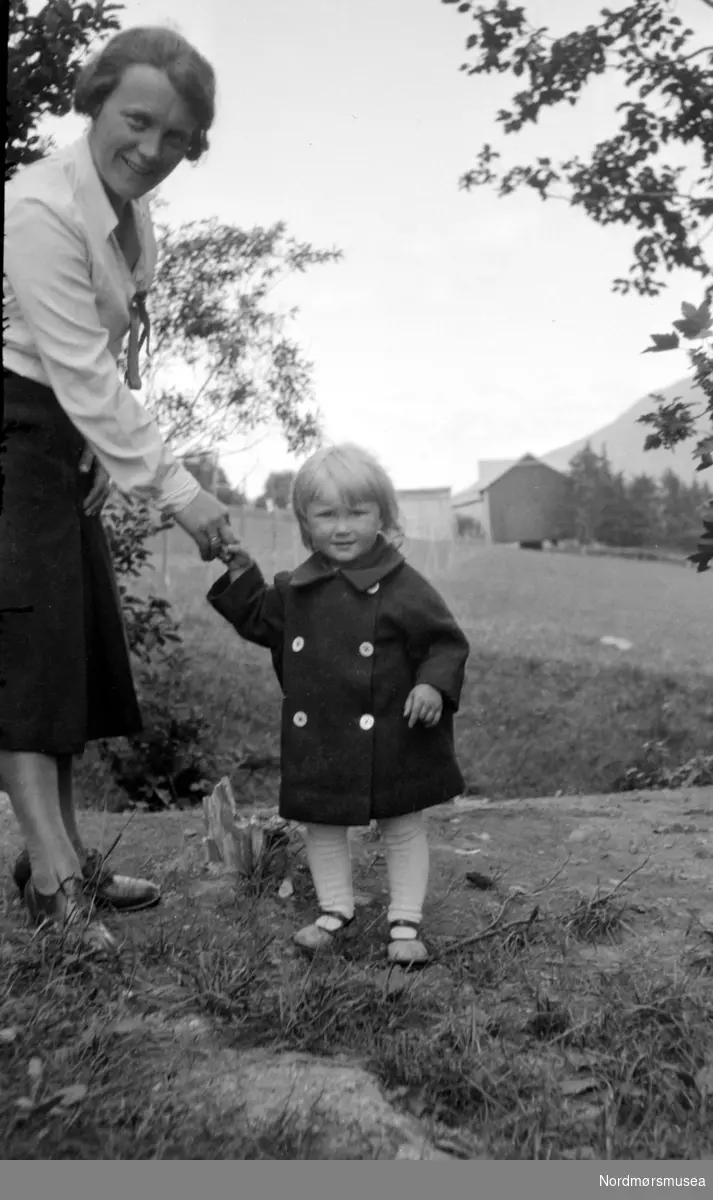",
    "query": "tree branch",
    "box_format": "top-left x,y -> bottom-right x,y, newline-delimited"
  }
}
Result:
682,46 -> 713,60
